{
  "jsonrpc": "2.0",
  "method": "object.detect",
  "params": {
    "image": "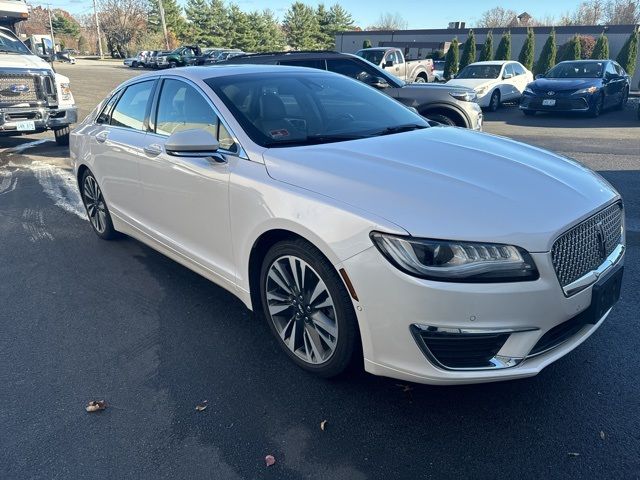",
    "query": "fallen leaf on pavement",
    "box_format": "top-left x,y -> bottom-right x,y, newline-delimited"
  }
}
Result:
195,400 -> 208,412
265,455 -> 276,467
568,452 -> 580,457
600,431 -> 606,440
320,420 -> 327,431
85,400 -> 107,413
395,384 -> 413,393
